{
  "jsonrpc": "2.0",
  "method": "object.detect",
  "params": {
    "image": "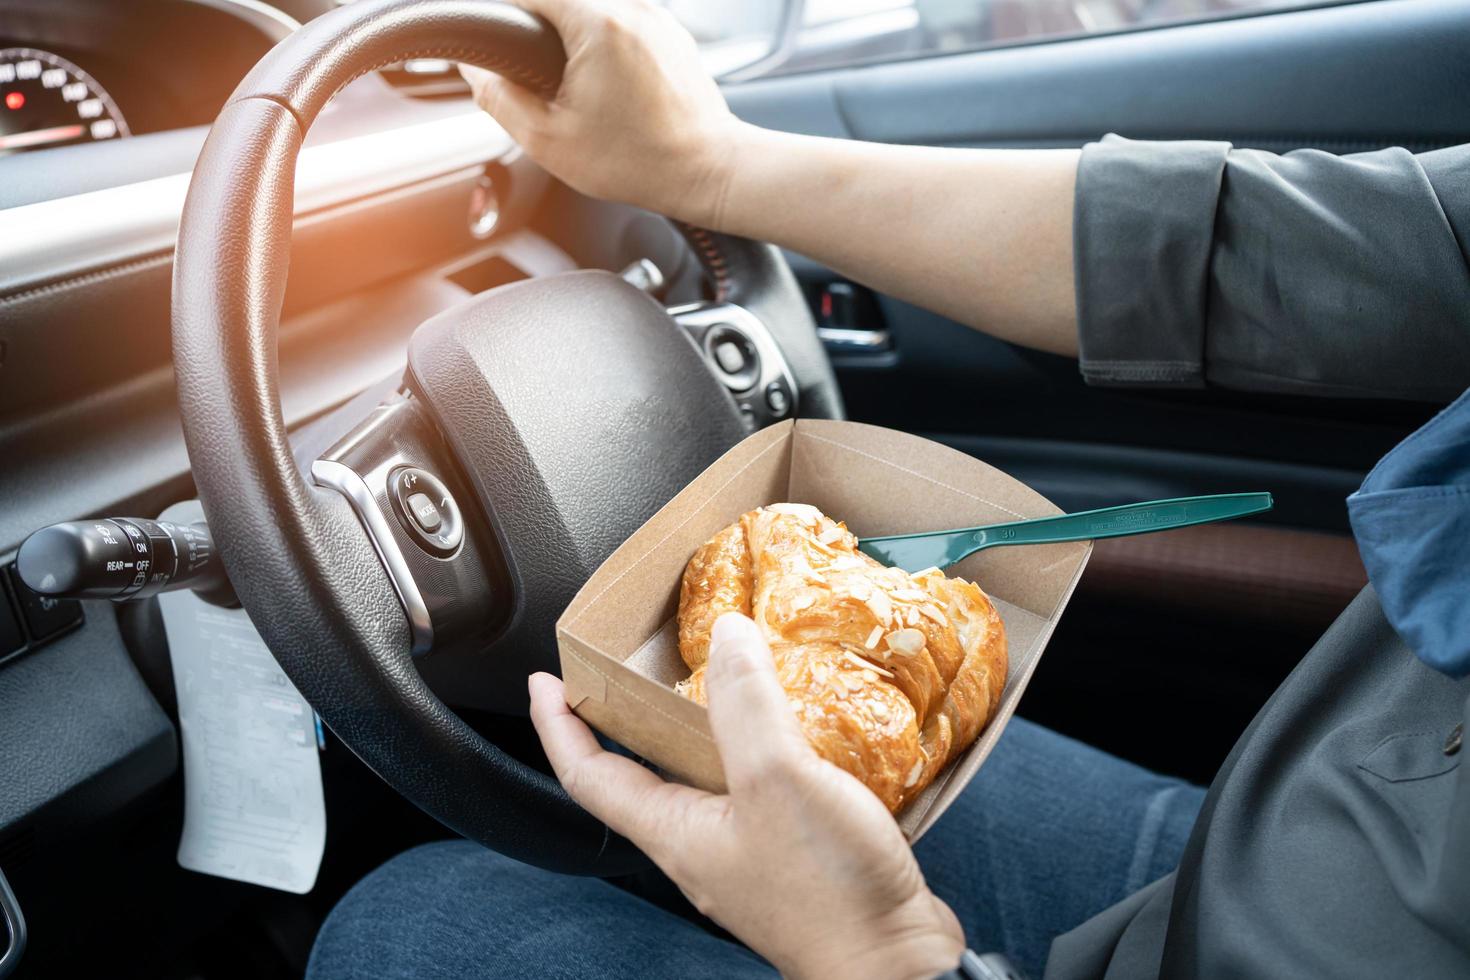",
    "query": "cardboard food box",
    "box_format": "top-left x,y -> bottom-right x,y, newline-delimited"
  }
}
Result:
556,419 -> 1092,840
